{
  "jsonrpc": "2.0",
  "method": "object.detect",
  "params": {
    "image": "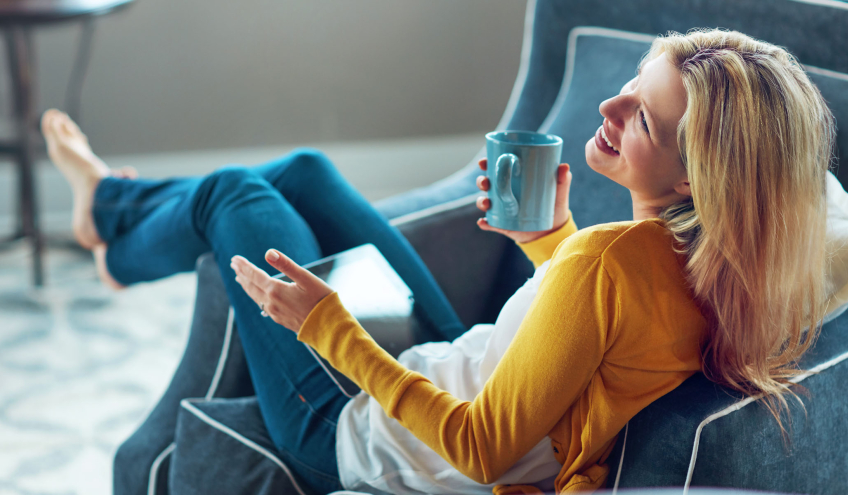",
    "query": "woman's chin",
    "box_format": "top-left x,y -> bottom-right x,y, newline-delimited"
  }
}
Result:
585,139 -> 605,175
585,139 -> 622,186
